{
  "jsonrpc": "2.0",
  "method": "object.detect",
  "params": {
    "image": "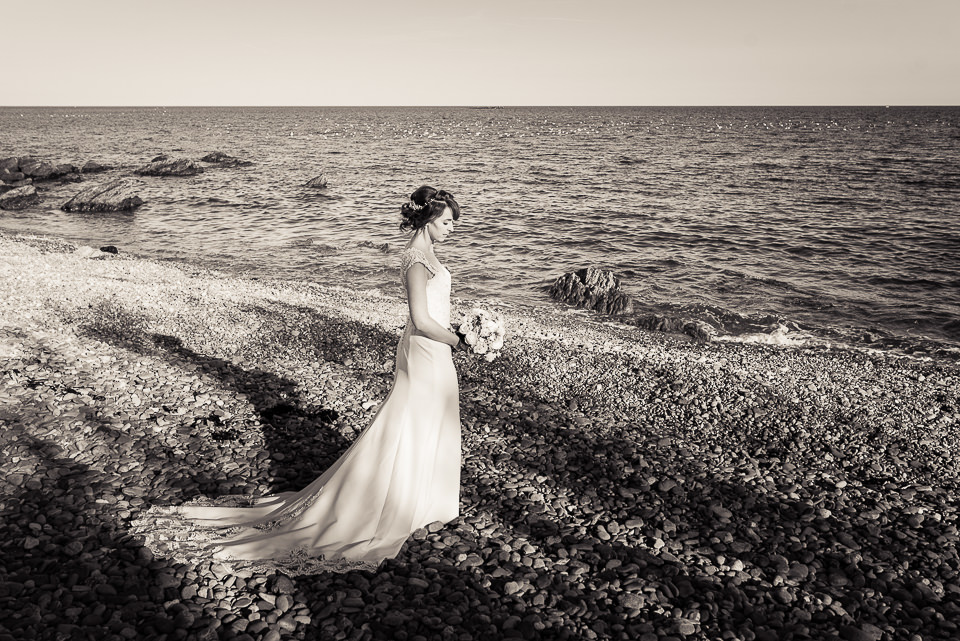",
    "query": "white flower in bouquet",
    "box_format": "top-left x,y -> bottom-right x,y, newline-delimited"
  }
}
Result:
456,307 -> 506,361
